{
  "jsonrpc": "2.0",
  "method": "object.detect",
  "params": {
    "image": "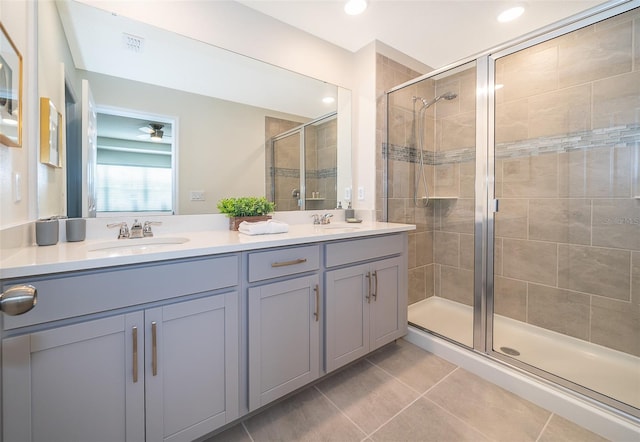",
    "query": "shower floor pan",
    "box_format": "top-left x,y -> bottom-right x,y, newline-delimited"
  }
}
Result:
408,296 -> 640,409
